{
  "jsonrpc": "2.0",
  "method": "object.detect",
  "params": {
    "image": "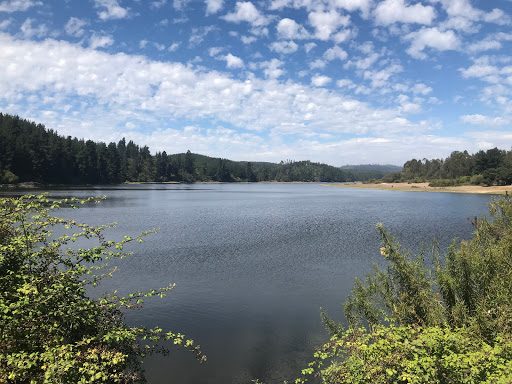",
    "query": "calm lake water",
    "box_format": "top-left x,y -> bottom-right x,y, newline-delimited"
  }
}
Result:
3,183 -> 496,383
